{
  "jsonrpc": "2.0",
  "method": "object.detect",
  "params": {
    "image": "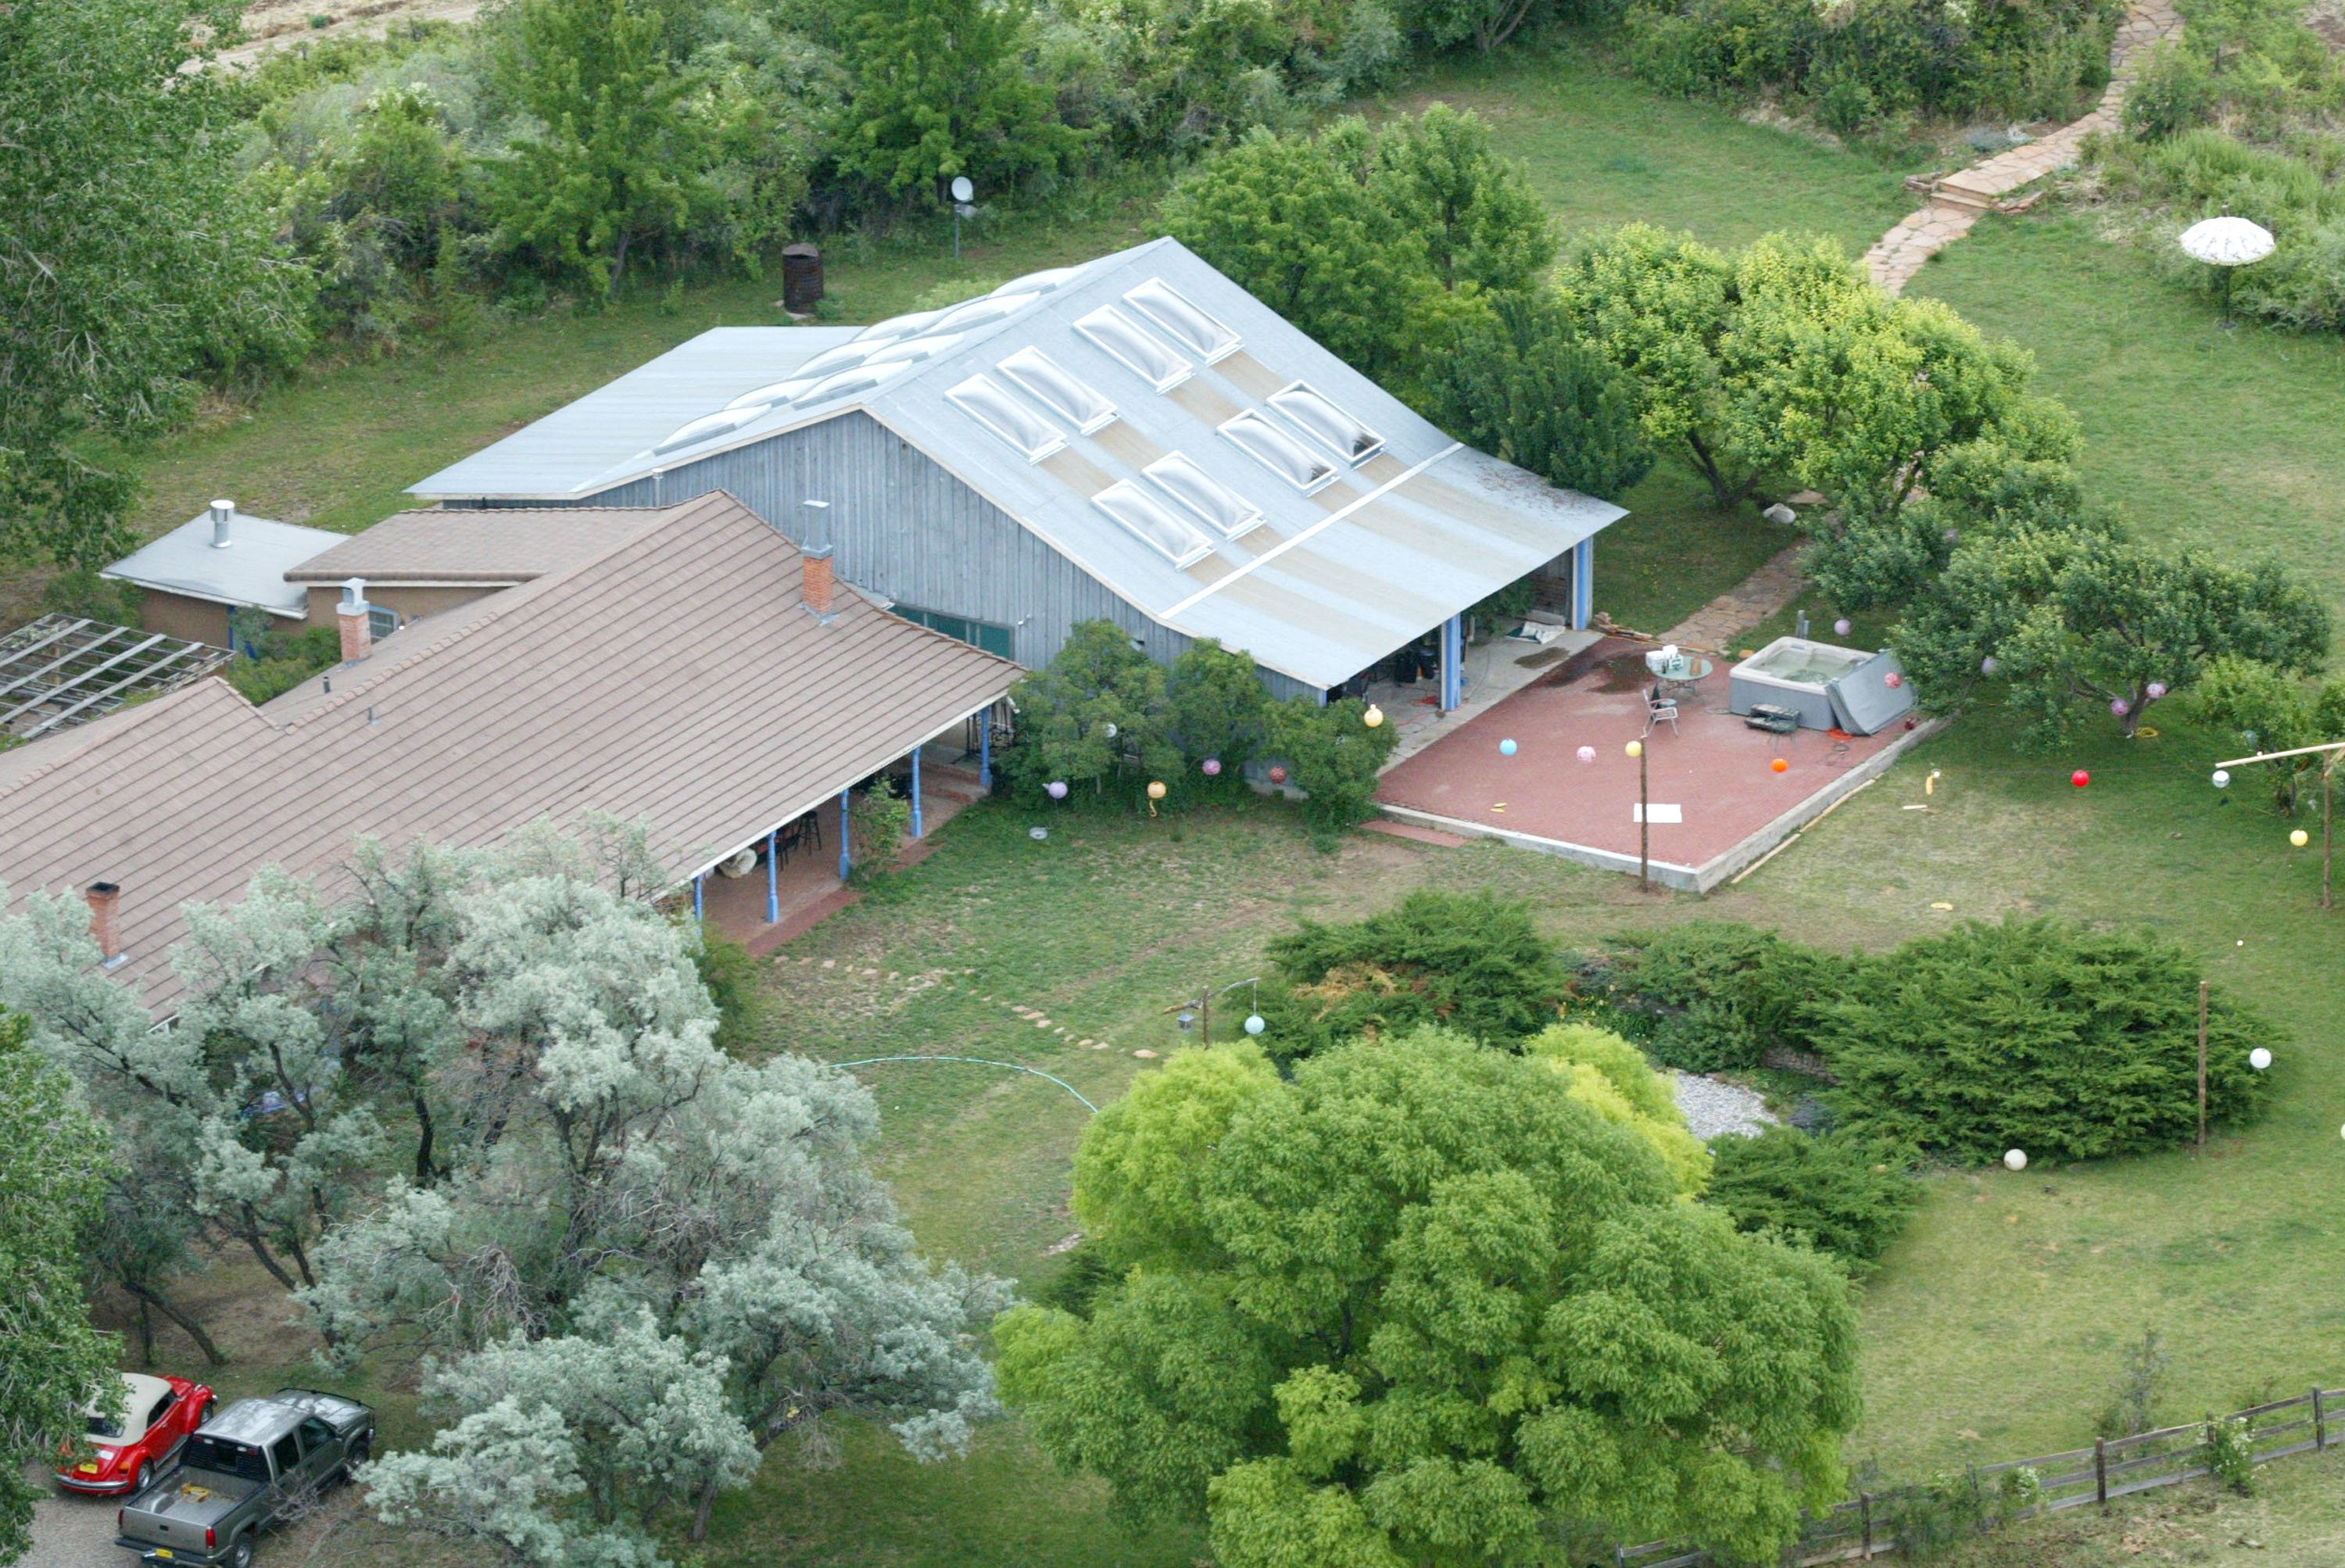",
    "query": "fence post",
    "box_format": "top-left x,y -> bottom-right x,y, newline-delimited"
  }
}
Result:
1613,1548 -> 1627,1568
2316,1388 -> 2328,1452
1968,1465 -> 1985,1533
2094,1437 -> 2108,1507
1859,1492 -> 1872,1557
